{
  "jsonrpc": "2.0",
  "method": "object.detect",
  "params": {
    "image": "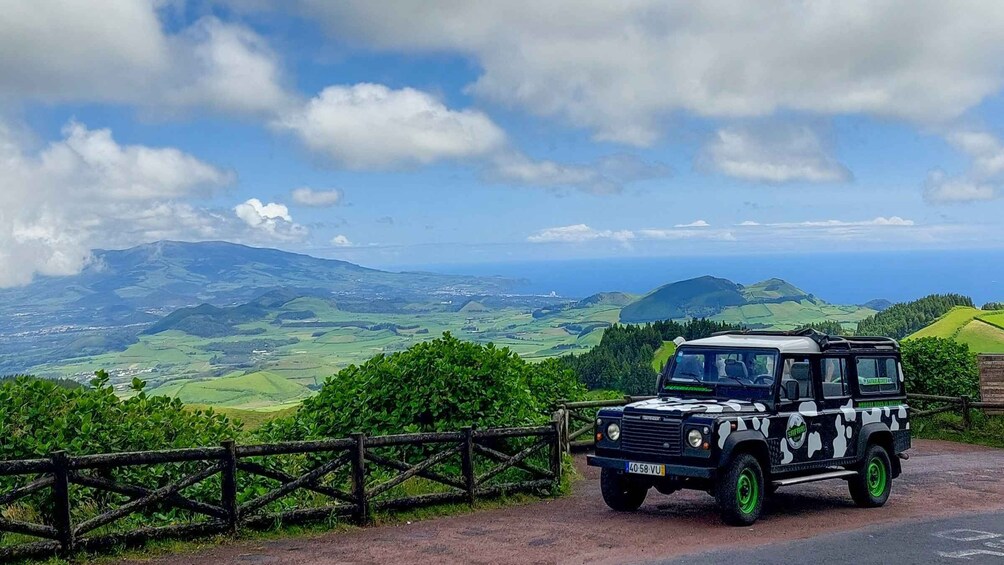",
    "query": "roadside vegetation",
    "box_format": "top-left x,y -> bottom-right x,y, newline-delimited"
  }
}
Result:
855,294 -> 974,339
